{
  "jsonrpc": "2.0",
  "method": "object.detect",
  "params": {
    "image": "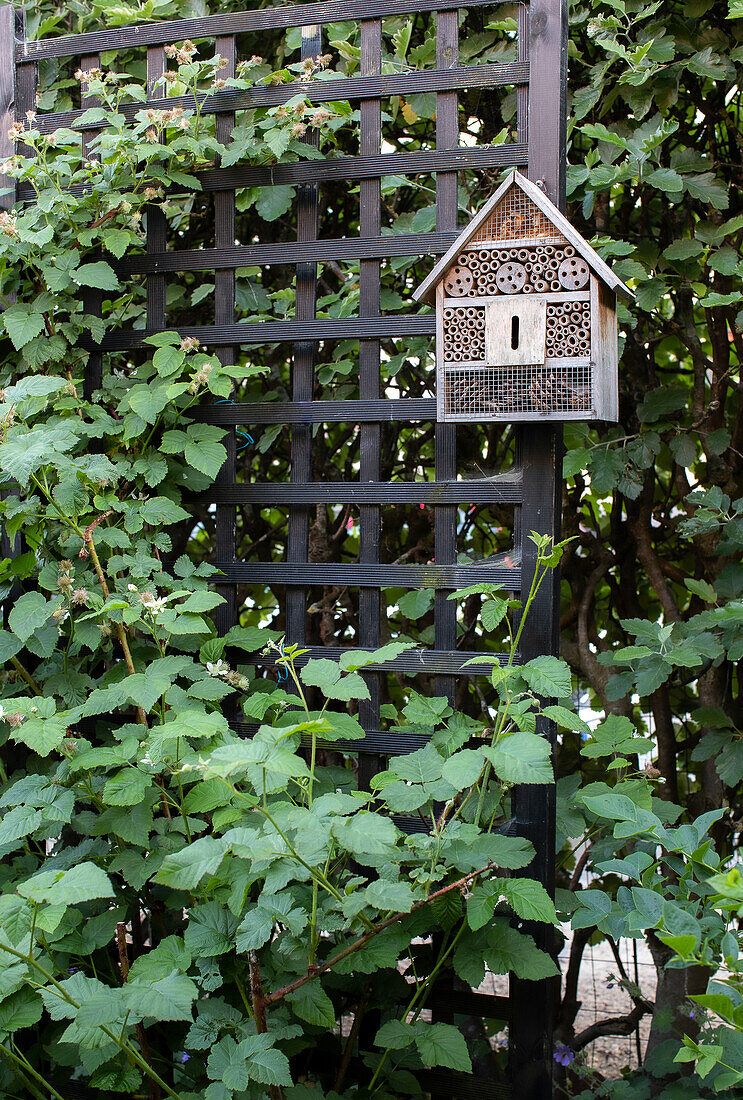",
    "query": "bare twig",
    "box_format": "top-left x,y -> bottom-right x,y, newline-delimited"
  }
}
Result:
333,988 -> 370,1092
248,951 -> 285,1100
